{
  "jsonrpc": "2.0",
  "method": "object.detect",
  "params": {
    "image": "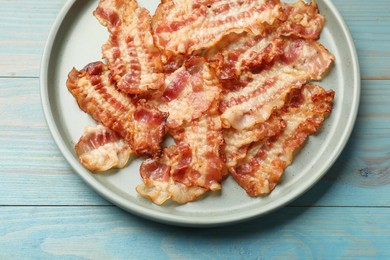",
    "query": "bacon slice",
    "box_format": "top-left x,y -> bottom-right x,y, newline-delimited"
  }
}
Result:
231,84 -> 335,196
280,0 -> 325,40
135,57 -> 224,204
152,0 -> 283,54
136,103 -> 226,205
67,61 -> 167,156
220,38 -> 334,130
75,124 -> 133,172
224,114 -> 286,168
154,56 -> 221,129
206,32 -> 284,80
205,1 -> 325,80
94,0 -> 164,94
